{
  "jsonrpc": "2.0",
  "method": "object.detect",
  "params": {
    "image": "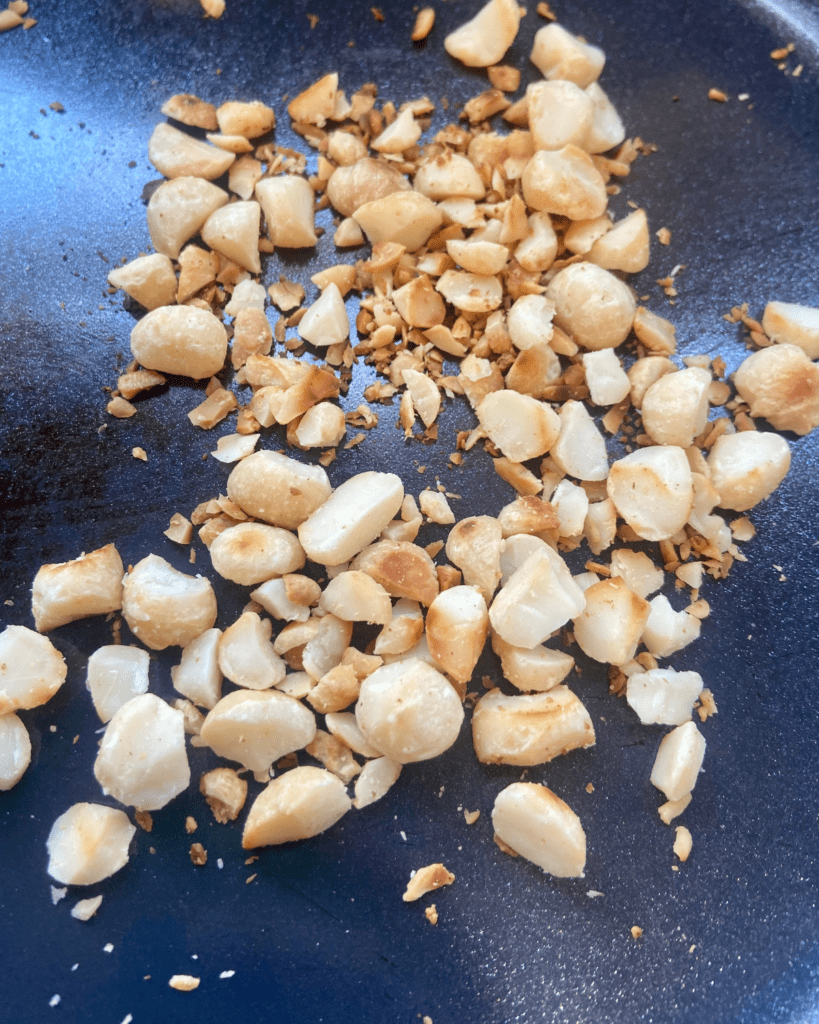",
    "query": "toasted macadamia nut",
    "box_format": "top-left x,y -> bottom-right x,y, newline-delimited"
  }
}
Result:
242,766 -> 351,848
446,516 -> 504,600
650,721 -> 706,802
416,152 -> 486,200
444,0 -> 521,67
627,668 -> 704,726
552,479 -> 588,538
227,450 -> 332,529
353,756 -> 403,809
506,294 -> 556,350
707,431 -> 791,511
252,575 -> 321,623
301,615 -> 353,681
46,803 -> 136,885
642,367 -> 712,447
255,175 -> 317,248
216,100 -> 275,138
588,207 -> 649,273
32,543 -> 124,633
201,689 -> 316,774
762,300 -> 819,359
642,595 -> 701,658
94,694 -> 189,810
515,212 -> 559,273
546,262 -> 635,350
549,400 -> 609,481
327,130 -> 368,166
402,367 -> 442,424
573,576 -> 650,666
352,540 -> 439,606
121,555 -> 217,651
327,158 -> 411,218
295,402 -> 347,448
628,355 -> 678,408
473,686 -> 595,765
582,349 -> 631,406
354,192 -> 443,252
298,282 -> 350,347
564,214 -> 612,255
210,523 -> 305,586
108,253 -> 177,311
498,534 -> 549,585
86,646 -> 150,723
171,628 -> 222,710
298,471 -> 404,566
609,549 -> 664,599
287,72 -> 338,127
147,176 -> 229,259
491,633 -> 574,692
218,612 -> 286,690
130,305 -> 227,380
371,107 -> 422,153
201,200 -> 261,274
426,585 -> 488,684
373,599 -> 425,656
607,447 -> 693,542
148,122 -> 235,180
477,391 -> 560,463
161,93 -> 218,130
320,571 -> 393,625
200,767 -> 247,824
584,81 -> 626,153
531,22 -> 604,87
734,344 -> 819,435
584,498 -> 618,556
325,711 -> 383,758
0,712 -> 31,790
493,782 -> 586,877
522,146 -> 608,222
527,80 -> 594,151
356,659 -> 464,763
633,307 -> 677,356
0,625 -> 67,714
